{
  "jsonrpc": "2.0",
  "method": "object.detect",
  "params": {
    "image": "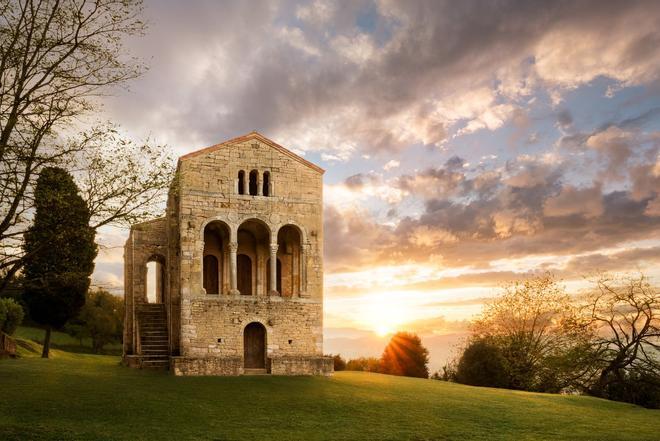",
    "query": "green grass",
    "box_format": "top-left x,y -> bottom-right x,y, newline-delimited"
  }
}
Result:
1,350 -> 658,441
14,325 -> 121,355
